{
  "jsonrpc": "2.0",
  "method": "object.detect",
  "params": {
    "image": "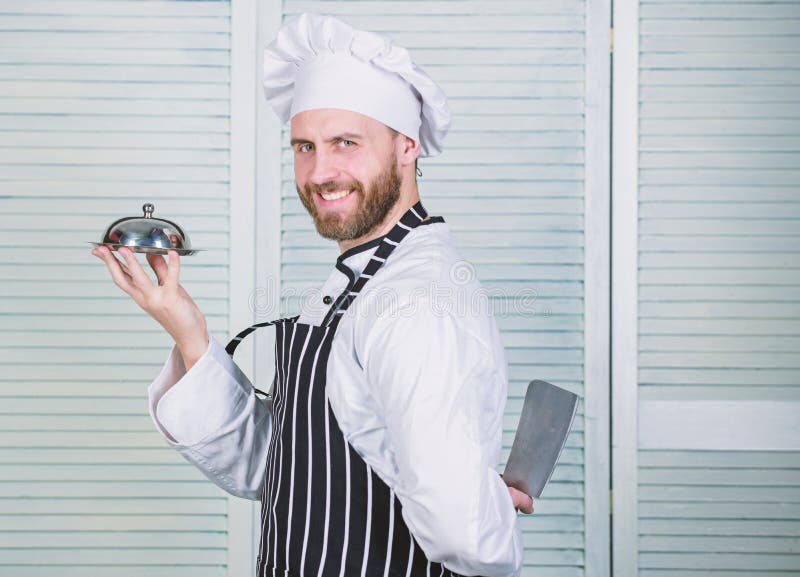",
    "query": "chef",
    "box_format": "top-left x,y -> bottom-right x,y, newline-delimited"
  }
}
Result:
92,12 -> 532,577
